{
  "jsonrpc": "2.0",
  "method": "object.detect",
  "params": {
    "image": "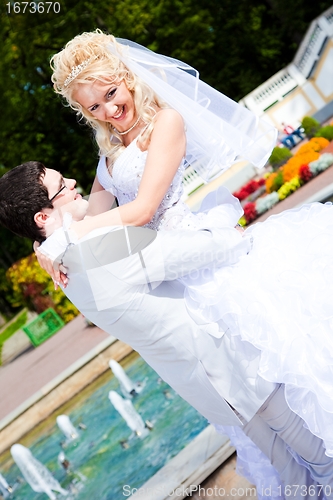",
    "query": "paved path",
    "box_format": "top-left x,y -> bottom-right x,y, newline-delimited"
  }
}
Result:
0,314 -> 109,421
192,454 -> 257,500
